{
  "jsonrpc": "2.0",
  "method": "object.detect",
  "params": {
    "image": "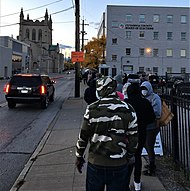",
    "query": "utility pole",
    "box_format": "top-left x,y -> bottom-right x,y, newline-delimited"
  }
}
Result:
75,0 -> 80,97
